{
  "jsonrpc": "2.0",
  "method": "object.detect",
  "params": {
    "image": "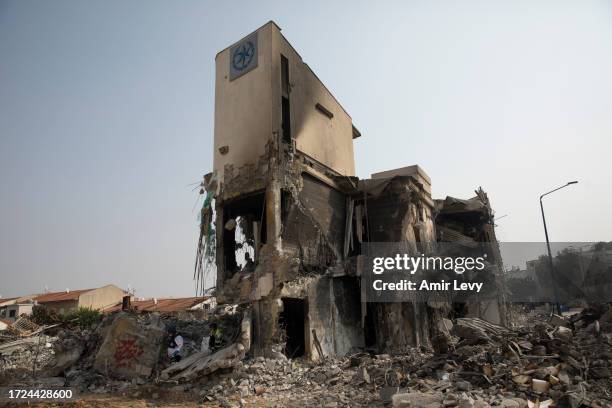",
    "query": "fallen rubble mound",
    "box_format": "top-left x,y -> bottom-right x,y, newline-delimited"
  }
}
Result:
0,306 -> 610,407
185,309 -> 612,407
